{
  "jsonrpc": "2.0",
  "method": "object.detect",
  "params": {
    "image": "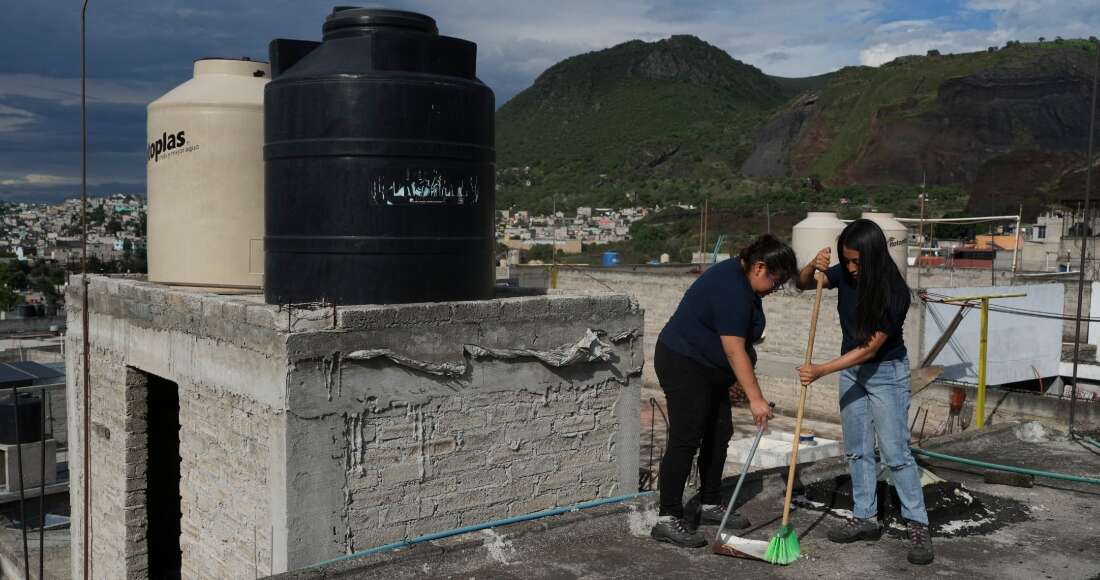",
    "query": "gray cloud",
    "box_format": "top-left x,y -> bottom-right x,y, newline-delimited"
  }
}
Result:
1,0 -> 1095,201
